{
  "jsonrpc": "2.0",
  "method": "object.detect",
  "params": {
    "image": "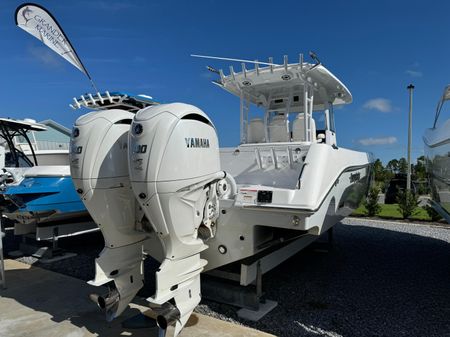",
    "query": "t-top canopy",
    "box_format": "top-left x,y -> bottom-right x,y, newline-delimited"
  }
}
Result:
0,118 -> 46,132
0,118 -> 47,167
70,91 -> 158,112
211,57 -> 352,112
